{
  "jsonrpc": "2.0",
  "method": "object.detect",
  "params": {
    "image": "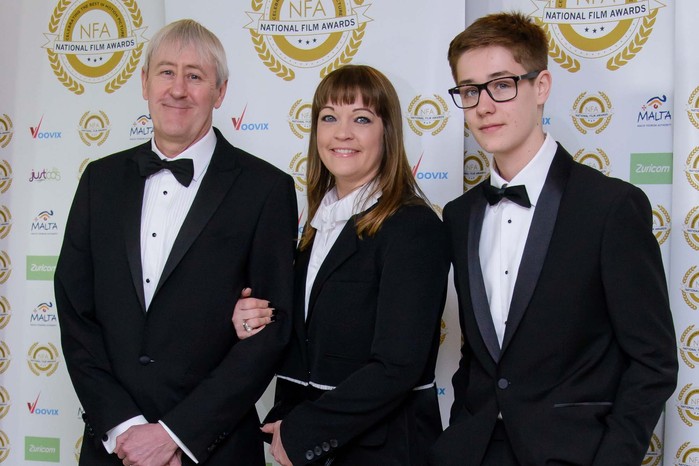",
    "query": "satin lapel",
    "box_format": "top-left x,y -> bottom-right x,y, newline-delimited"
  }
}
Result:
501,146 -> 571,354
468,183 -> 501,363
293,245 -> 312,366
305,220 -> 358,324
123,146 -> 149,312
155,139 -> 241,295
